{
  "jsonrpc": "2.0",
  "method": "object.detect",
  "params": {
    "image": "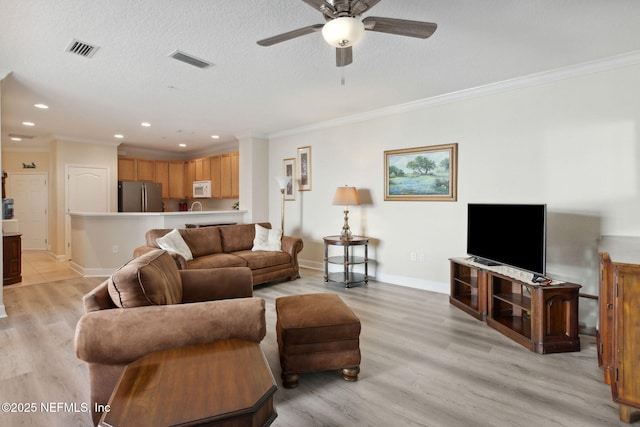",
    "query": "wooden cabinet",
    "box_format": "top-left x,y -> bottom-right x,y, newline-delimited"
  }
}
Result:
117,158 -> 136,181
210,156 -> 221,198
136,159 -> 155,182
450,259 -> 488,320
185,160 -> 196,198
3,233 -> 22,285
195,158 -> 211,181
598,252 -> 640,423
117,158 -> 154,182
449,258 -> 581,354
154,161 -> 170,199
118,152 -> 237,200
486,271 -> 580,354
220,152 -> 239,199
230,152 -> 239,198
168,161 -> 186,199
